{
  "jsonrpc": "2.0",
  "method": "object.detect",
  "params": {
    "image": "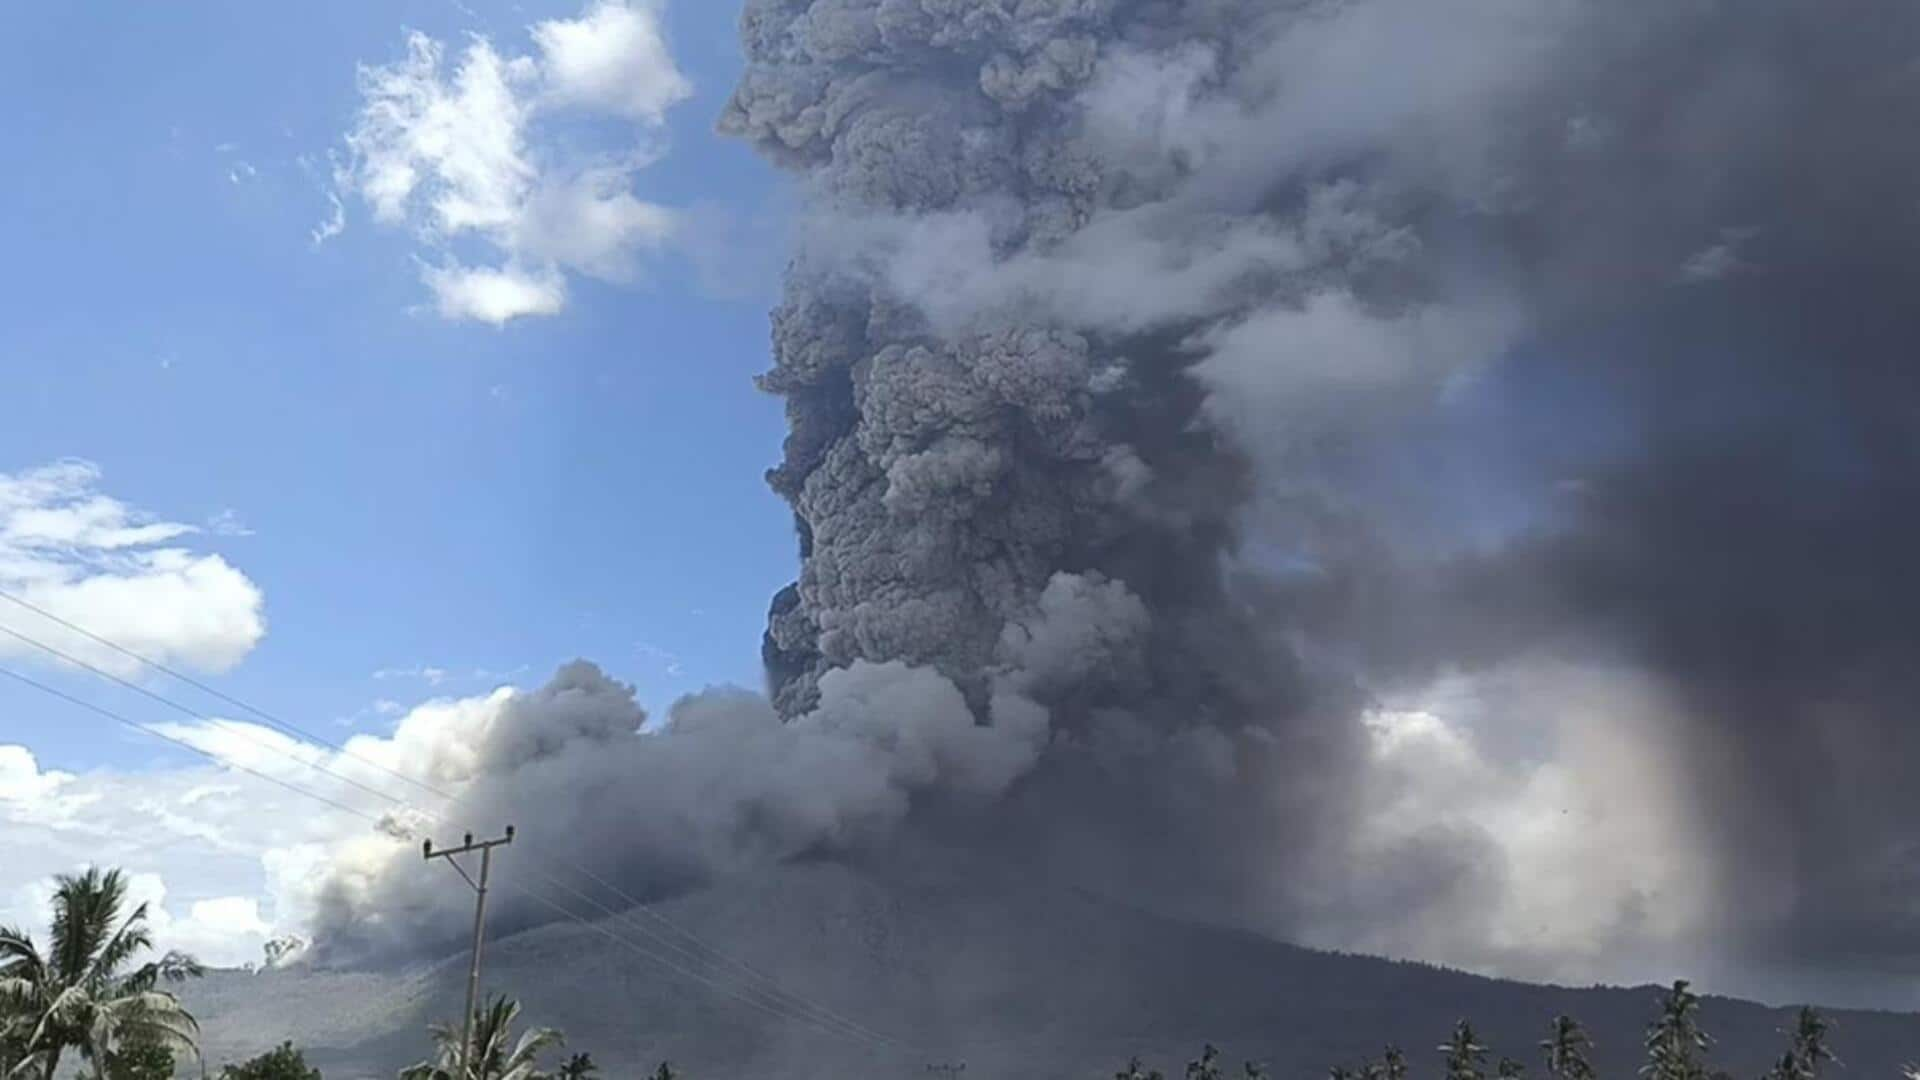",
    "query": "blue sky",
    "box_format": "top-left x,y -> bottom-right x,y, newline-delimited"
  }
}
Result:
0,0 -> 798,781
